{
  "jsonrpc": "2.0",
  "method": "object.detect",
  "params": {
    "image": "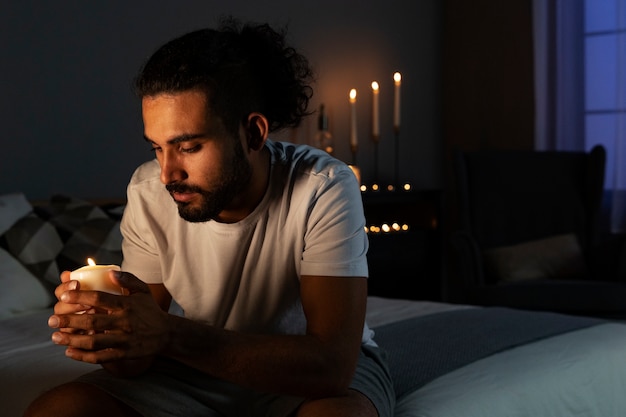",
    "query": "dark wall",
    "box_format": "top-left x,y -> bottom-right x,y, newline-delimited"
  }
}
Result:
441,0 -> 535,300
442,0 -> 534,156
1,0 -> 443,200
442,0 -> 535,232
